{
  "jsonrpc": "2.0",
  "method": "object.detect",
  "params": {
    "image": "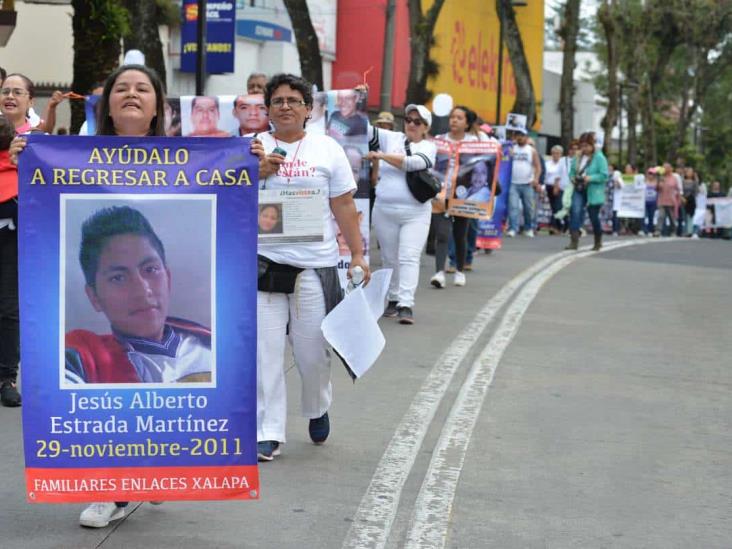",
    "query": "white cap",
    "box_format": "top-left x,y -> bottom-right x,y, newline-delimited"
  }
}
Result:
405,104 -> 432,129
123,49 -> 146,66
